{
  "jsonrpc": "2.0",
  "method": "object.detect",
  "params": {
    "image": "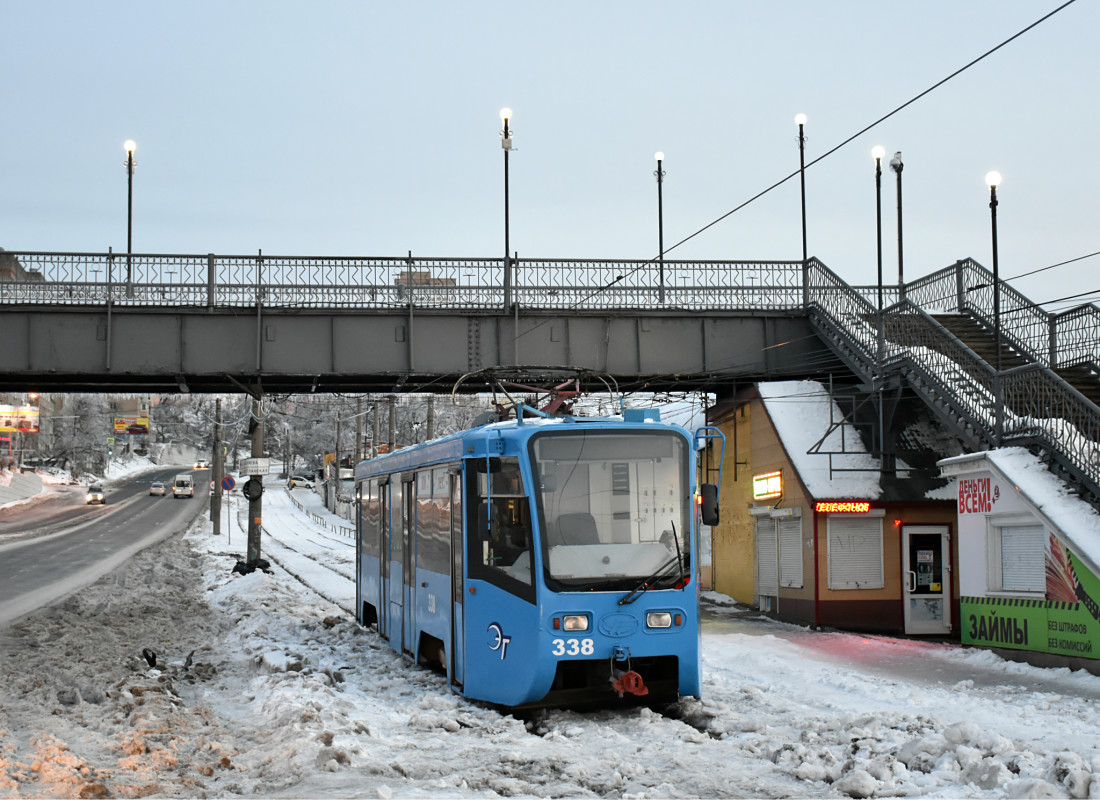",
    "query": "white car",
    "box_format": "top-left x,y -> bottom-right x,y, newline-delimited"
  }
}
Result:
194,460 -> 209,470
86,485 -> 106,504
288,475 -> 315,489
149,481 -> 166,496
